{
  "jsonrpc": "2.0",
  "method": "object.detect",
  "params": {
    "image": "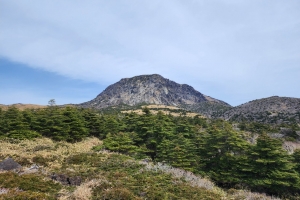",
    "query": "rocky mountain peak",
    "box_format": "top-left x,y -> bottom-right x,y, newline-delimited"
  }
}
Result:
80,74 -> 227,109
